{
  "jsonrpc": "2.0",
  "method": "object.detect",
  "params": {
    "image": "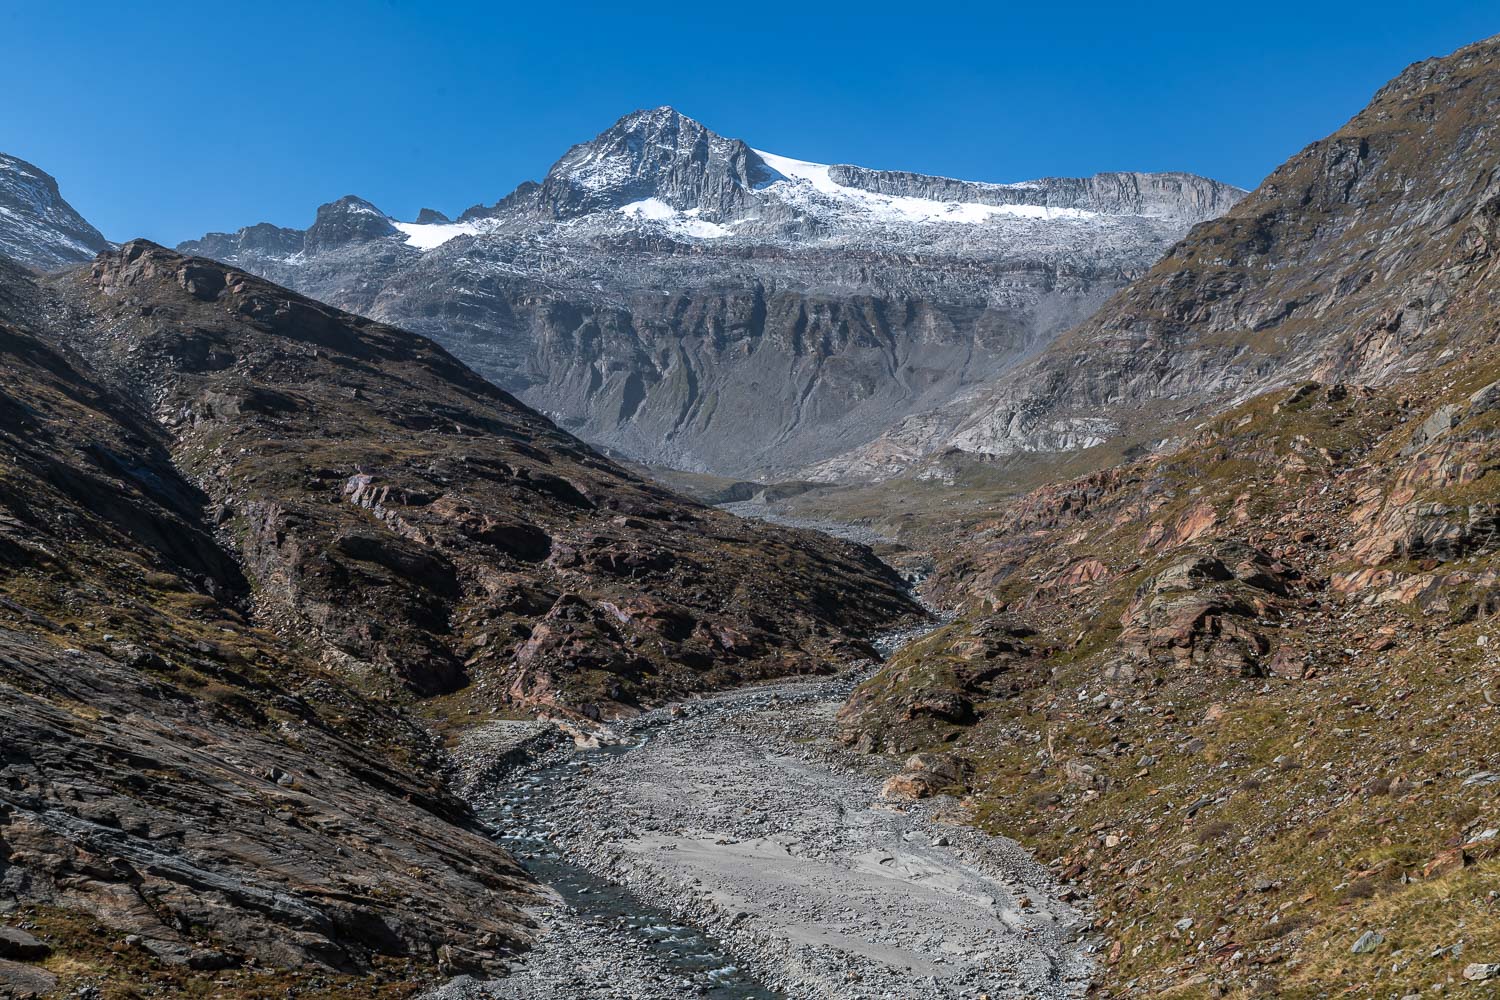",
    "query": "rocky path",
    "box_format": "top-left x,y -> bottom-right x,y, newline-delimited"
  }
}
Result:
436,663 -> 1091,1000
